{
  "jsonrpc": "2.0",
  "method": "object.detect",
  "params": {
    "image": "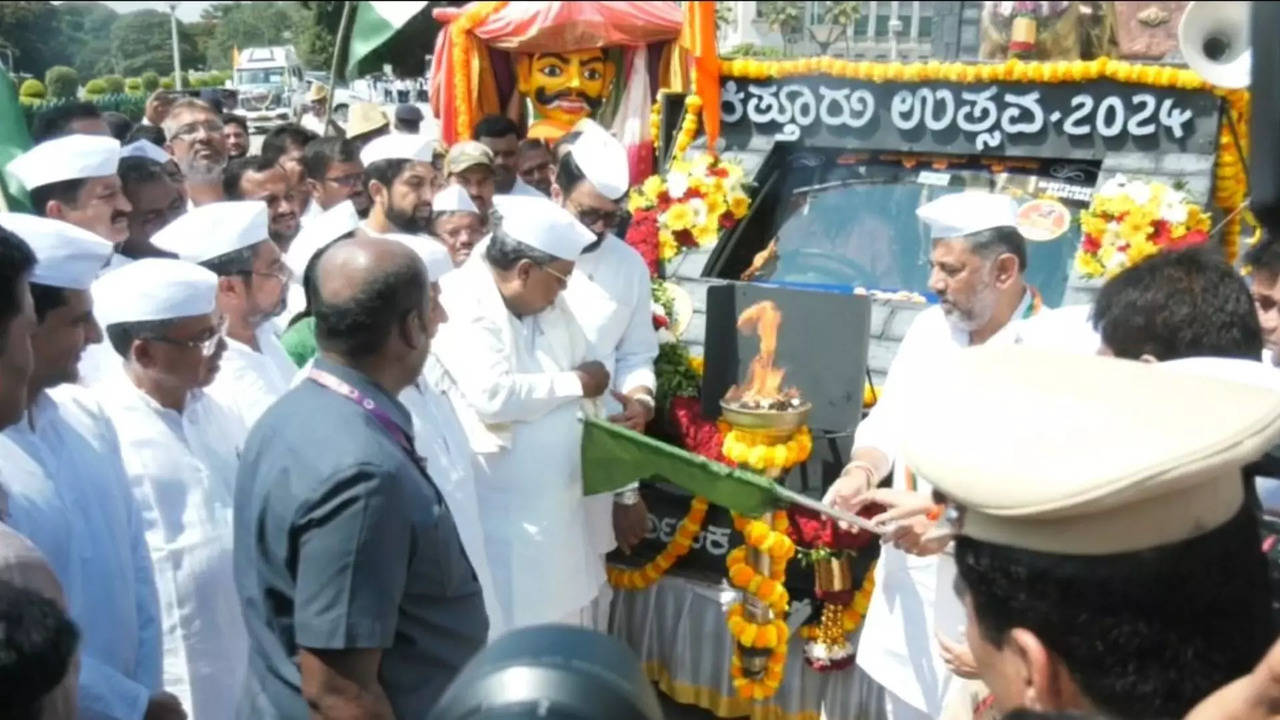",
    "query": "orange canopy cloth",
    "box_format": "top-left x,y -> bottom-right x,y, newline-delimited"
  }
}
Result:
433,2 -> 683,54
